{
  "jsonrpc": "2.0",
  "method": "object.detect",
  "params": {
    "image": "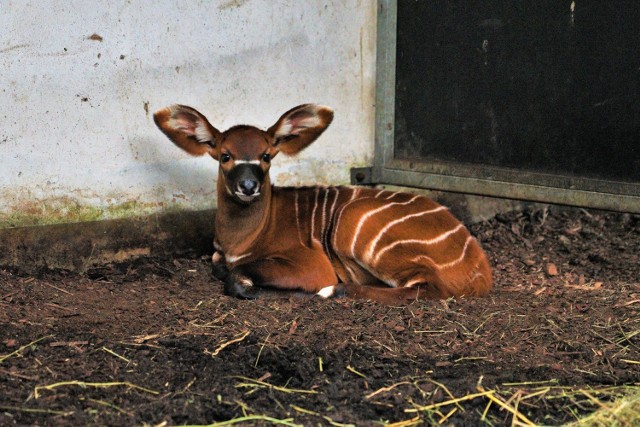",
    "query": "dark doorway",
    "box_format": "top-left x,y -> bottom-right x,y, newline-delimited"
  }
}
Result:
394,1 -> 640,185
